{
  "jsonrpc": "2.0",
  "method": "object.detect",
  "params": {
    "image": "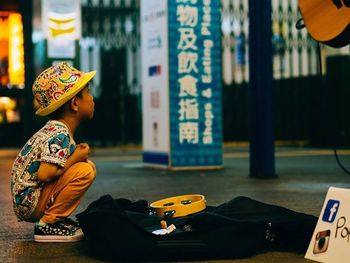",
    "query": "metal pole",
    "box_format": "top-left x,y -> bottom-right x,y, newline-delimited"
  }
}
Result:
248,0 -> 276,178
19,0 -> 36,143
